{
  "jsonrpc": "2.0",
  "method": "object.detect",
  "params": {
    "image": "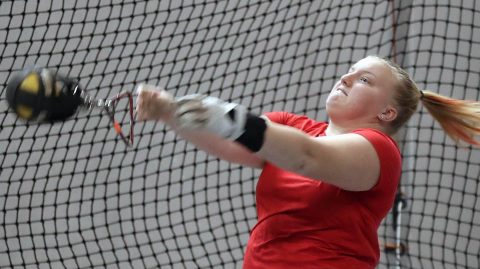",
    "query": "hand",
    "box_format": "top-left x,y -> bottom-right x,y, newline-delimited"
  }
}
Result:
135,84 -> 176,122
175,94 -> 247,139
